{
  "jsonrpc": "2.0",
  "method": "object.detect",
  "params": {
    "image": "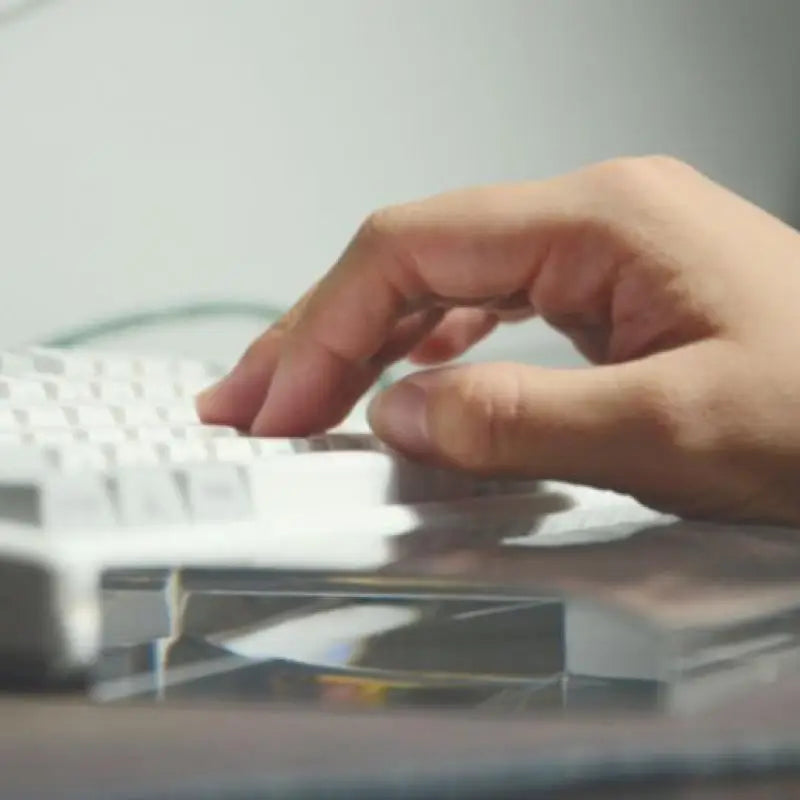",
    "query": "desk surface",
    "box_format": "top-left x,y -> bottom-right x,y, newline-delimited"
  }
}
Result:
95,515 -> 800,715
13,514 -> 800,797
